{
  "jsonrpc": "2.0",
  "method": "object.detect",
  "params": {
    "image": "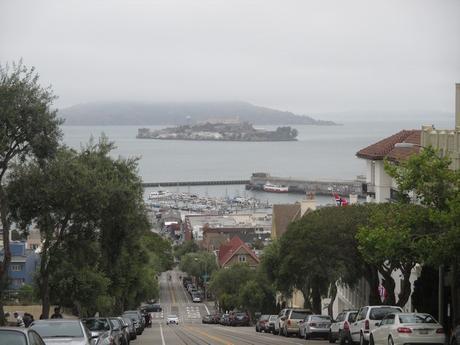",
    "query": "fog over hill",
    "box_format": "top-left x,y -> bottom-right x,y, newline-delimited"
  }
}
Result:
60,101 -> 337,126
